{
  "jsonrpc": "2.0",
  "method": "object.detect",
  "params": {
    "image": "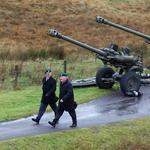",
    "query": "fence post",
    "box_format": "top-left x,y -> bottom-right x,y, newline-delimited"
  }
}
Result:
14,65 -> 19,88
64,60 -> 67,73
